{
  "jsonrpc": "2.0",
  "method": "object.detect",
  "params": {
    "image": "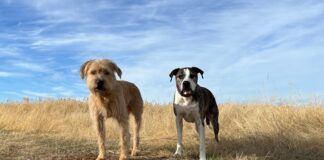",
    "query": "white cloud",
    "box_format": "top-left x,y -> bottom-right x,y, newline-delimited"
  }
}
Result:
0,71 -> 14,77
71,69 -> 78,73
0,91 -> 24,97
10,61 -> 48,72
0,47 -> 20,57
52,86 -> 64,91
22,90 -> 52,97
52,86 -> 74,96
30,28 -> 173,53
